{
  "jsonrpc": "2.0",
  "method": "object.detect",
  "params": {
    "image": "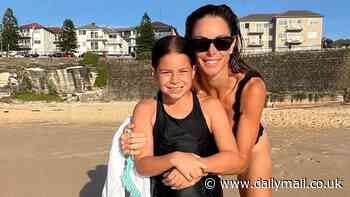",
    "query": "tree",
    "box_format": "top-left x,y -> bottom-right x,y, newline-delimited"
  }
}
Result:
136,13 -> 155,60
333,38 -> 350,48
2,8 -> 20,53
322,37 -> 333,48
58,19 -> 77,53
